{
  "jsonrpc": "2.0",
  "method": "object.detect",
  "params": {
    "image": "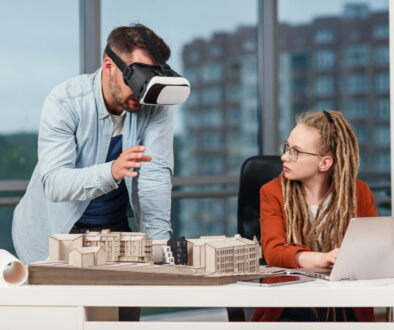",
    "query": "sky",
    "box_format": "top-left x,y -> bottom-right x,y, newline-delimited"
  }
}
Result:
0,0 -> 389,134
